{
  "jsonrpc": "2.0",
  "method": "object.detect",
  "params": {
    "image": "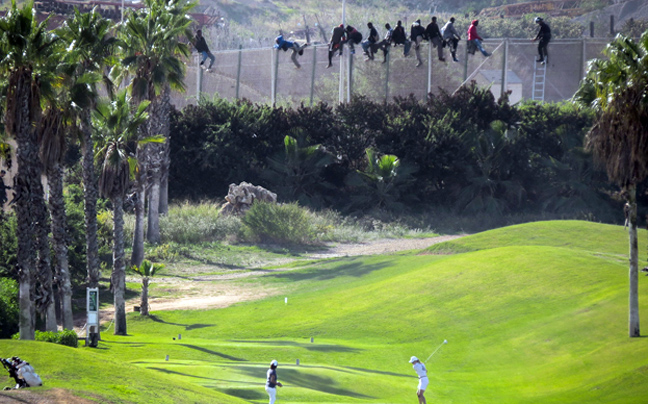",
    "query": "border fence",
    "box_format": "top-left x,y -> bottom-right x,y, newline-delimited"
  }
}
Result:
171,38 -> 609,109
